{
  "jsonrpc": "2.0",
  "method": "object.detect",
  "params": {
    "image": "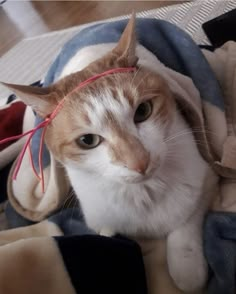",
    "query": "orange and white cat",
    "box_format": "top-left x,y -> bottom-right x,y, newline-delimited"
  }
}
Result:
4,16 -> 212,292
